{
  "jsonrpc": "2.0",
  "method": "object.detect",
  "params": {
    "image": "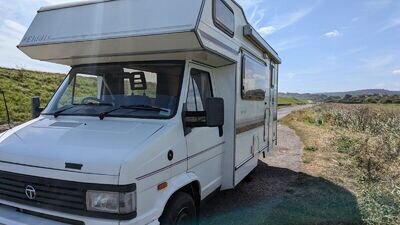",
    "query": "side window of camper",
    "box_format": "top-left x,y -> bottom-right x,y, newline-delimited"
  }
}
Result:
241,55 -> 267,101
186,69 -> 213,112
213,0 -> 235,37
